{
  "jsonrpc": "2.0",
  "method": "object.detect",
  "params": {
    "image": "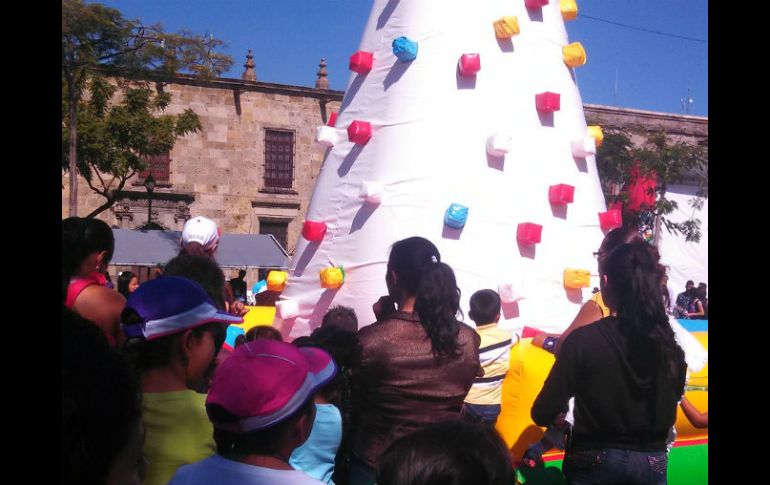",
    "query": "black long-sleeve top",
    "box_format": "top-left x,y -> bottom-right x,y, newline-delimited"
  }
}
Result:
532,316 -> 686,452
